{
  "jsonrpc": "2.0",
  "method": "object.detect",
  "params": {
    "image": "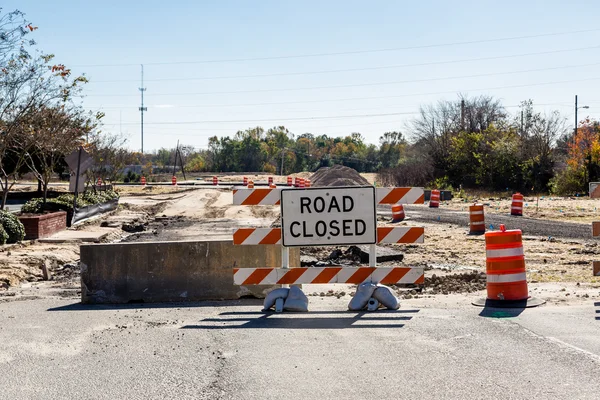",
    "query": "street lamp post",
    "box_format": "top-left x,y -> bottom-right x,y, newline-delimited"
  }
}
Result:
575,95 -> 591,185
